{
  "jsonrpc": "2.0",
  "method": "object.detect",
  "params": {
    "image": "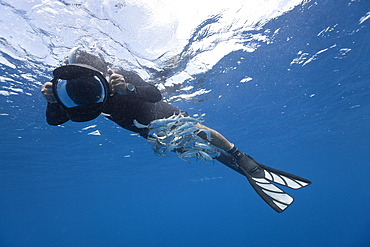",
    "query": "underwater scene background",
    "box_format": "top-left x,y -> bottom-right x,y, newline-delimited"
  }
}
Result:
0,0 -> 369,246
